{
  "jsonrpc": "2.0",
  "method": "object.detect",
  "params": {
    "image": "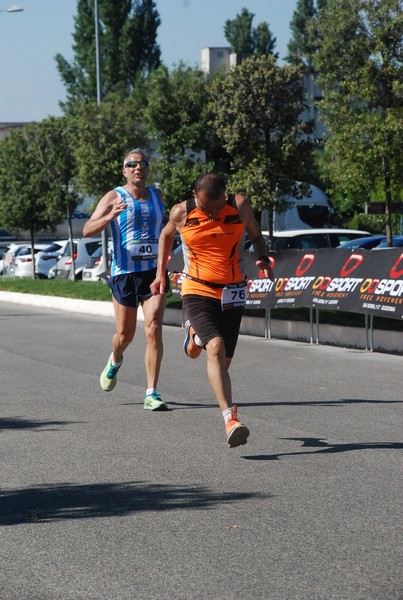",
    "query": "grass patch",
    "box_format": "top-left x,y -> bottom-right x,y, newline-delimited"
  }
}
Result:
0,277 -> 112,301
0,277 -> 182,307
